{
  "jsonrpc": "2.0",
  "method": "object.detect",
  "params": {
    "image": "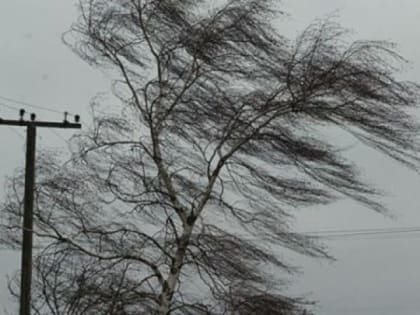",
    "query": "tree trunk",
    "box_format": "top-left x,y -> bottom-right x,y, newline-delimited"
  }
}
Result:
158,225 -> 193,315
